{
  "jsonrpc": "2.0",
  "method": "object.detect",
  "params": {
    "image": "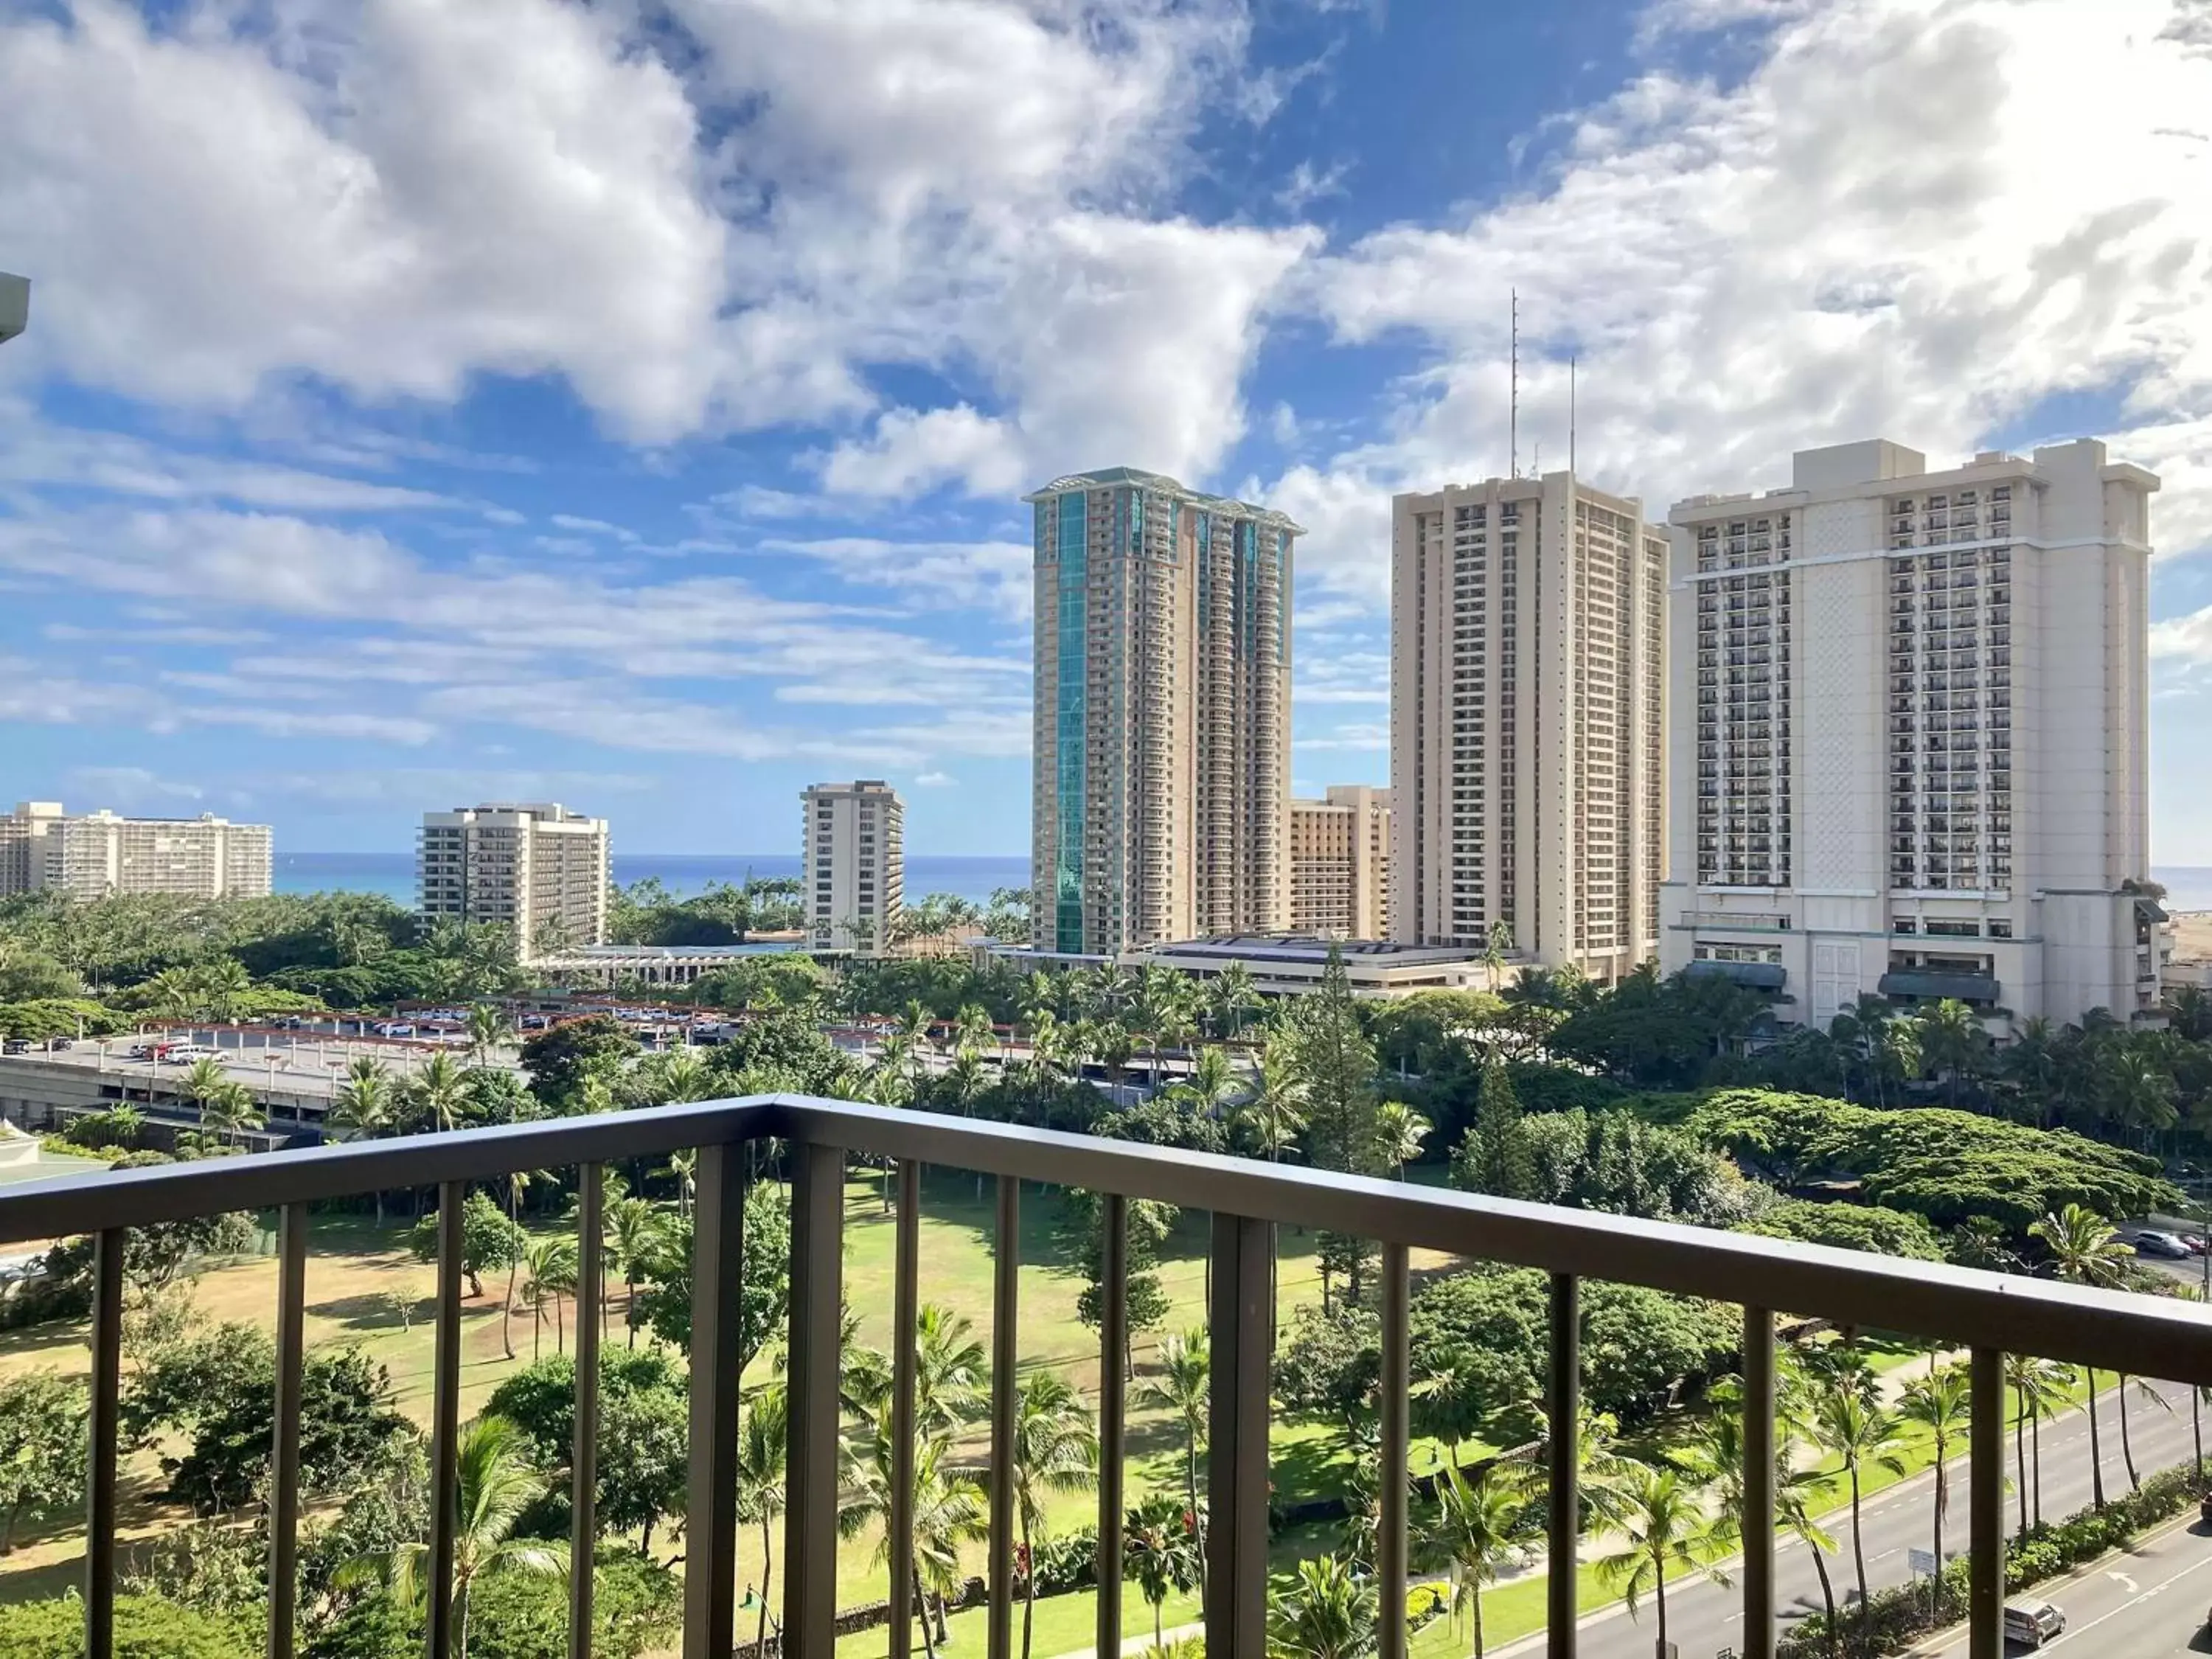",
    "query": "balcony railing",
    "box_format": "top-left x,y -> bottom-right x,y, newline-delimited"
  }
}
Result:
6,1096 -> 2212,1659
